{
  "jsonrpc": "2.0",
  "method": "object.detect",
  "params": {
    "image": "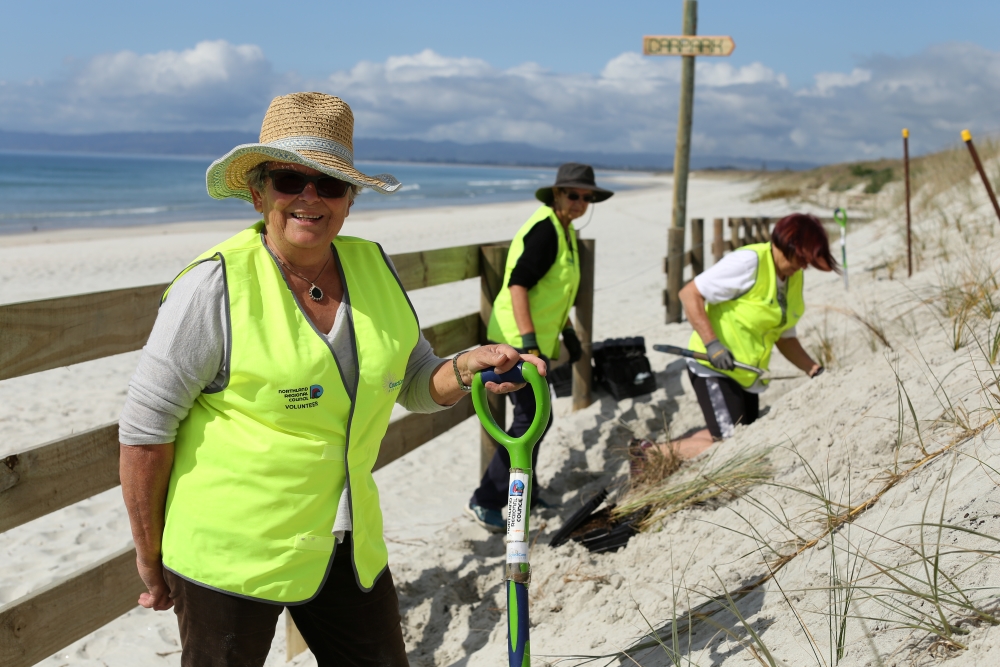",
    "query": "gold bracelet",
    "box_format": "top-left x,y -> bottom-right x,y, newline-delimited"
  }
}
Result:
452,354 -> 472,392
